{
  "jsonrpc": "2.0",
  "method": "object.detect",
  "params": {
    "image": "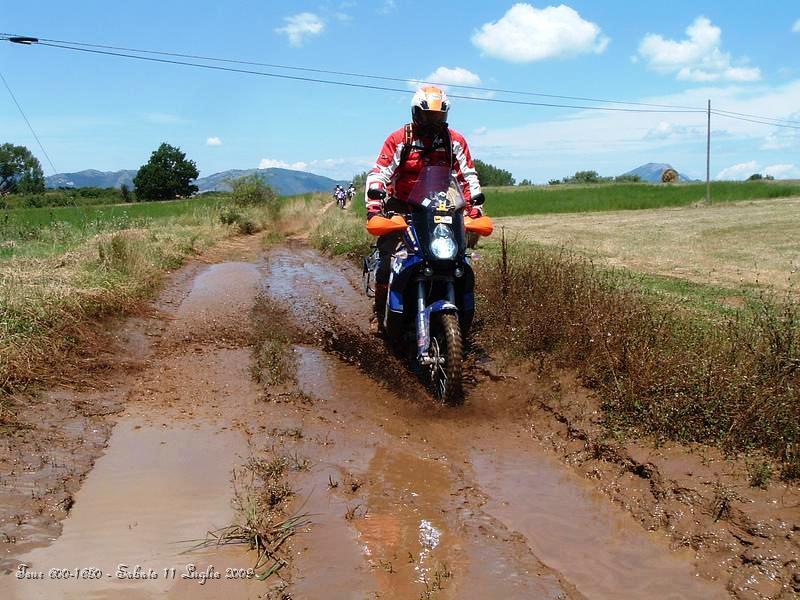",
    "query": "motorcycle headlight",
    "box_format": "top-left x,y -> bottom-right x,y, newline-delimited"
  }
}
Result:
430,224 -> 457,260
